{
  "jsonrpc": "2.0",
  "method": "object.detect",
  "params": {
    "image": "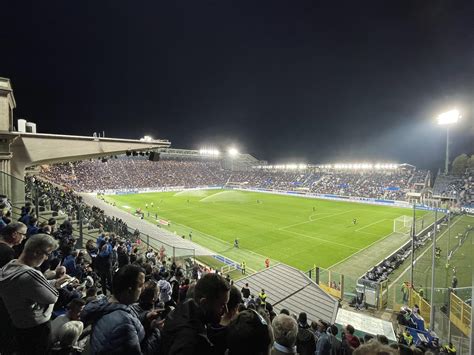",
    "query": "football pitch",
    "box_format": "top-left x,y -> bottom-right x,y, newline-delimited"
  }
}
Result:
105,189 -> 430,274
